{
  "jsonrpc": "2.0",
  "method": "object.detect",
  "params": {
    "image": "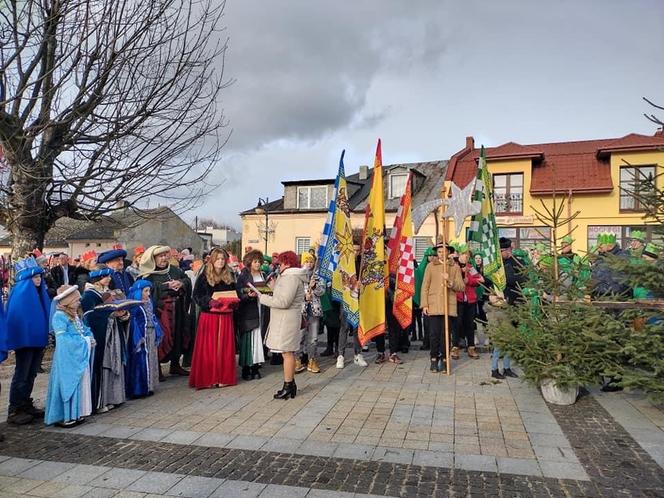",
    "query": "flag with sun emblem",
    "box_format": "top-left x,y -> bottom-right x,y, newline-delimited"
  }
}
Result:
331,151 -> 360,327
